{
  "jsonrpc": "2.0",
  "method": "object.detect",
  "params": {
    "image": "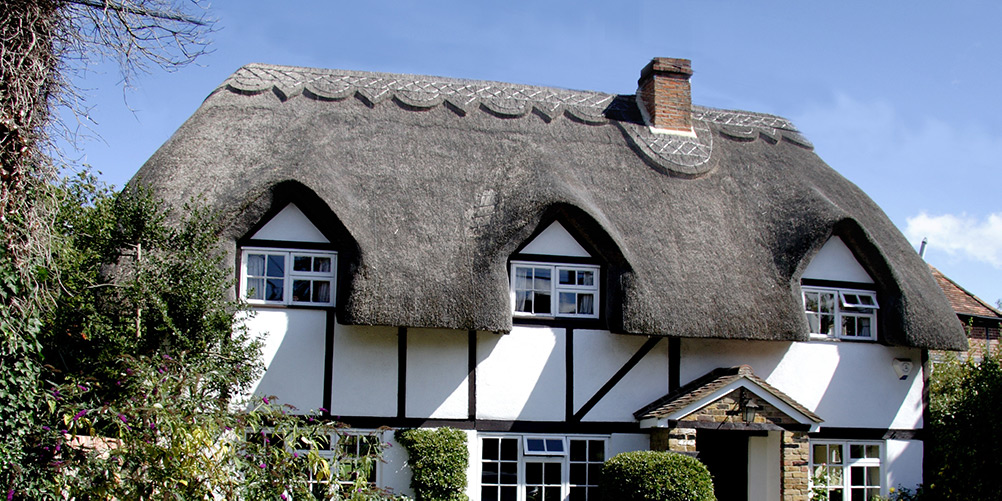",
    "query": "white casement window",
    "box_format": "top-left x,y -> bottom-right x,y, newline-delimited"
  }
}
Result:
802,287 -> 878,340
511,262 -> 600,318
480,435 -> 606,501
241,248 -> 336,306
810,441 -> 883,500
304,430 -> 382,496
